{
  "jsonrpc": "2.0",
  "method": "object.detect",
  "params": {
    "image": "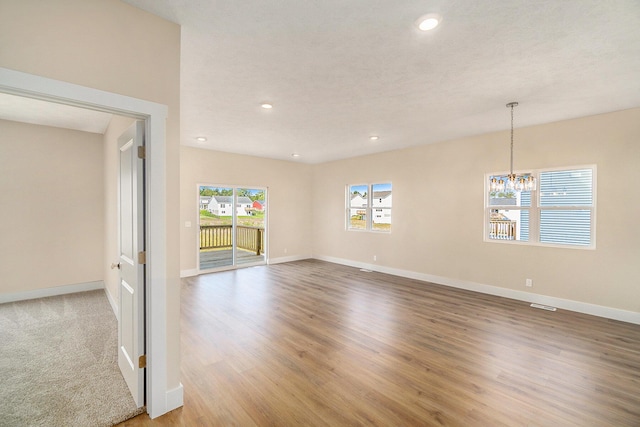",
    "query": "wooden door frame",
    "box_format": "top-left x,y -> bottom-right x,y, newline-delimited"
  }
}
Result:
0,67 -> 180,418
